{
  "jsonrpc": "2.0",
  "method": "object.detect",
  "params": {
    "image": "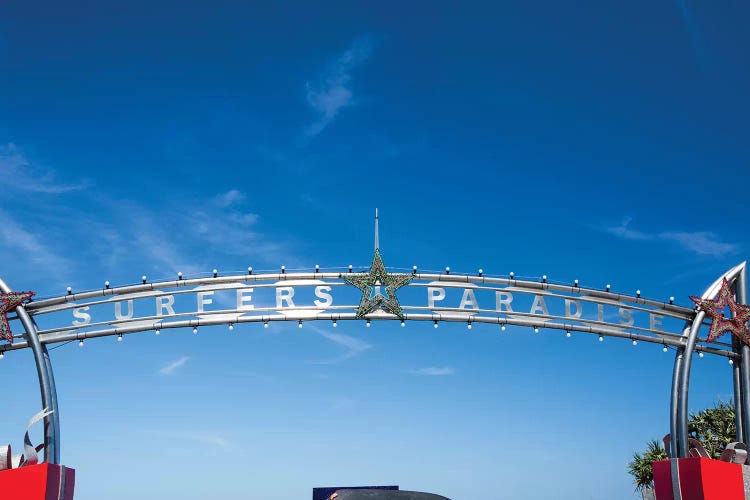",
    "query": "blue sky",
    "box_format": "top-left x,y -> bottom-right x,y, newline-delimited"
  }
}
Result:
1,1 -> 749,498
